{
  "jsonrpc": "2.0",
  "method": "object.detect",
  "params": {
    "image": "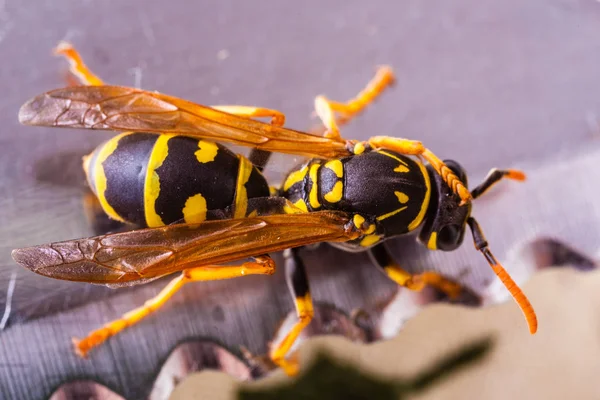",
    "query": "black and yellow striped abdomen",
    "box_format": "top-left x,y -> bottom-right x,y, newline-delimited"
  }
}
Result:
282,149 -> 431,249
84,132 -> 270,227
